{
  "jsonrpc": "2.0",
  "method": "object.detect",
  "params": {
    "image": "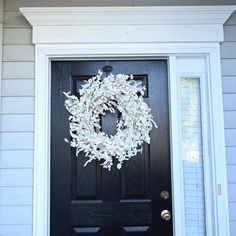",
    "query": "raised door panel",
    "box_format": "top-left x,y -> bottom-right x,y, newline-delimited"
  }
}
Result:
122,226 -> 151,235
72,227 -> 101,235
